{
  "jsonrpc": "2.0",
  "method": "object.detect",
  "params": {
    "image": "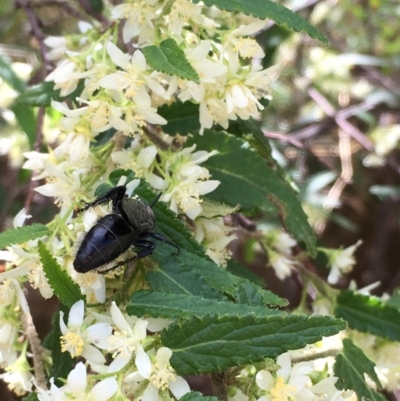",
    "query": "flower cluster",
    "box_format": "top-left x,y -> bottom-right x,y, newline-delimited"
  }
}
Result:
37,300 -> 190,401
228,351 -> 355,401
257,227 -> 297,280
319,240 -> 362,285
